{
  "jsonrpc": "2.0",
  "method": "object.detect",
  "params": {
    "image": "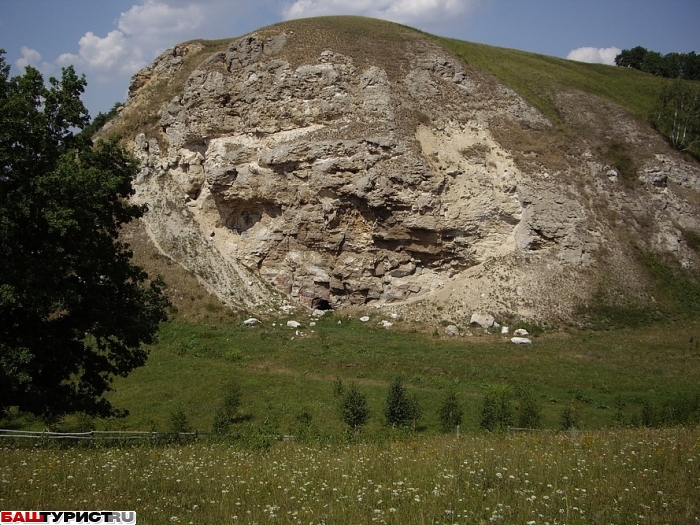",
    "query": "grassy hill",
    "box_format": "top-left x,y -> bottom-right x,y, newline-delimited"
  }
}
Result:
3,16 -> 700,523
435,36 -> 668,123
69,17 -> 700,437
